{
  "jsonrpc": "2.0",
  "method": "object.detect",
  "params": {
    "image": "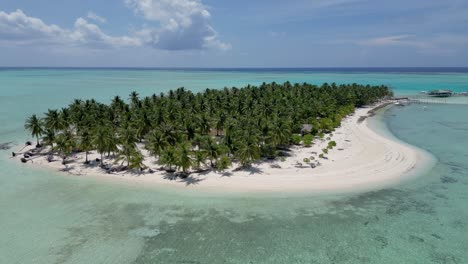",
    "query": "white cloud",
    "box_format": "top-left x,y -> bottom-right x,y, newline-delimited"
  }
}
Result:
358,35 -> 459,55
0,9 -> 65,44
125,0 -> 231,51
87,11 -> 107,24
71,18 -> 141,48
359,35 -> 429,49
0,3 -> 230,52
0,9 -> 140,48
